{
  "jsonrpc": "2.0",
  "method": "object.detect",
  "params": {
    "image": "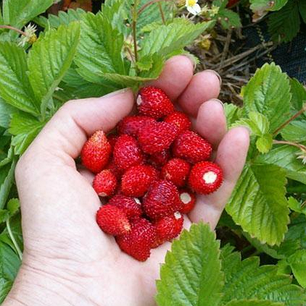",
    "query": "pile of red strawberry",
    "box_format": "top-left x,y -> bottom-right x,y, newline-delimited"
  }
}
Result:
80,86 -> 223,261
